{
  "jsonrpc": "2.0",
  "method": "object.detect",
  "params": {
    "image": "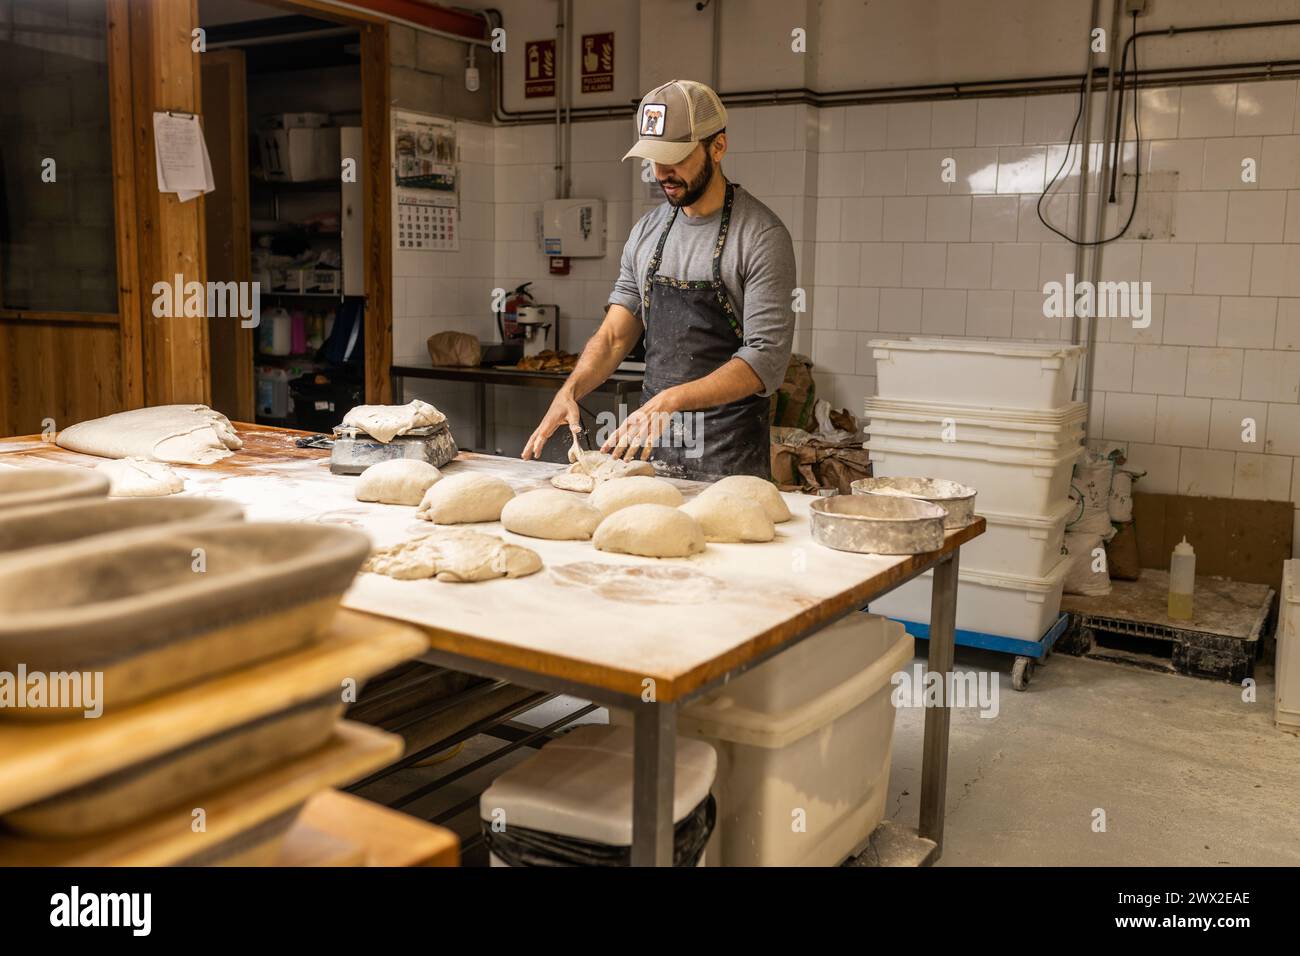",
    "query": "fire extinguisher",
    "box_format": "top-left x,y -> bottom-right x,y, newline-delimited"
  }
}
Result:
499,281 -> 534,344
